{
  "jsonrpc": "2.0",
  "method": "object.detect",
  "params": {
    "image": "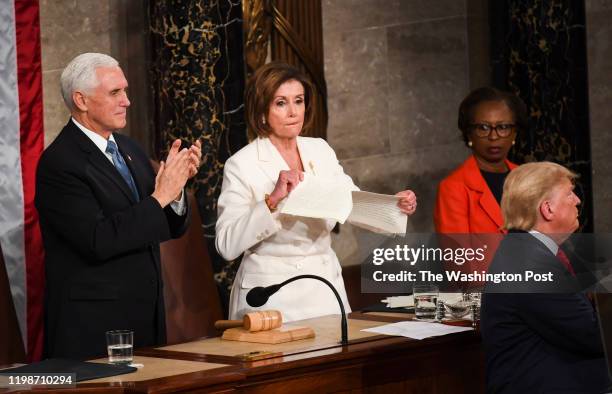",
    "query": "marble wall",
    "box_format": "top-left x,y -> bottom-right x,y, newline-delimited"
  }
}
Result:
322,0 -> 472,265
148,1 -> 248,298
40,0 -> 112,145
39,0 -> 149,149
489,1 -> 593,231
586,0 -> 612,232
324,0 -> 612,261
